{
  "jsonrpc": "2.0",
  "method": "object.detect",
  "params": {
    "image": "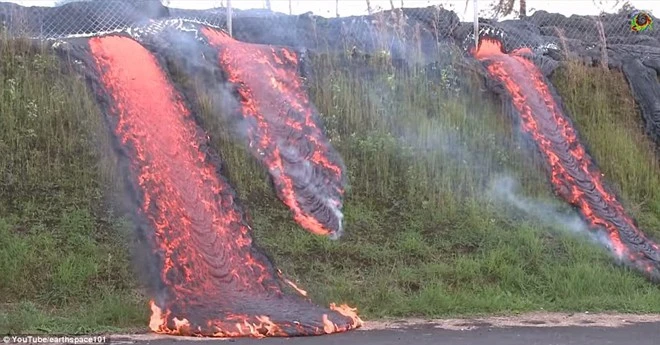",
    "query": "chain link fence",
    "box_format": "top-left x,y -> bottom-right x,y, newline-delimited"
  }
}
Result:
0,1 -> 229,39
0,0 -> 655,48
